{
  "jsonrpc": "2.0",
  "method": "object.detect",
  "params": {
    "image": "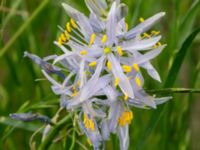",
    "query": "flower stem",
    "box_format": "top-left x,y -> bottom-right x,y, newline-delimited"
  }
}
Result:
38,115 -> 71,150
146,88 -> 200,94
